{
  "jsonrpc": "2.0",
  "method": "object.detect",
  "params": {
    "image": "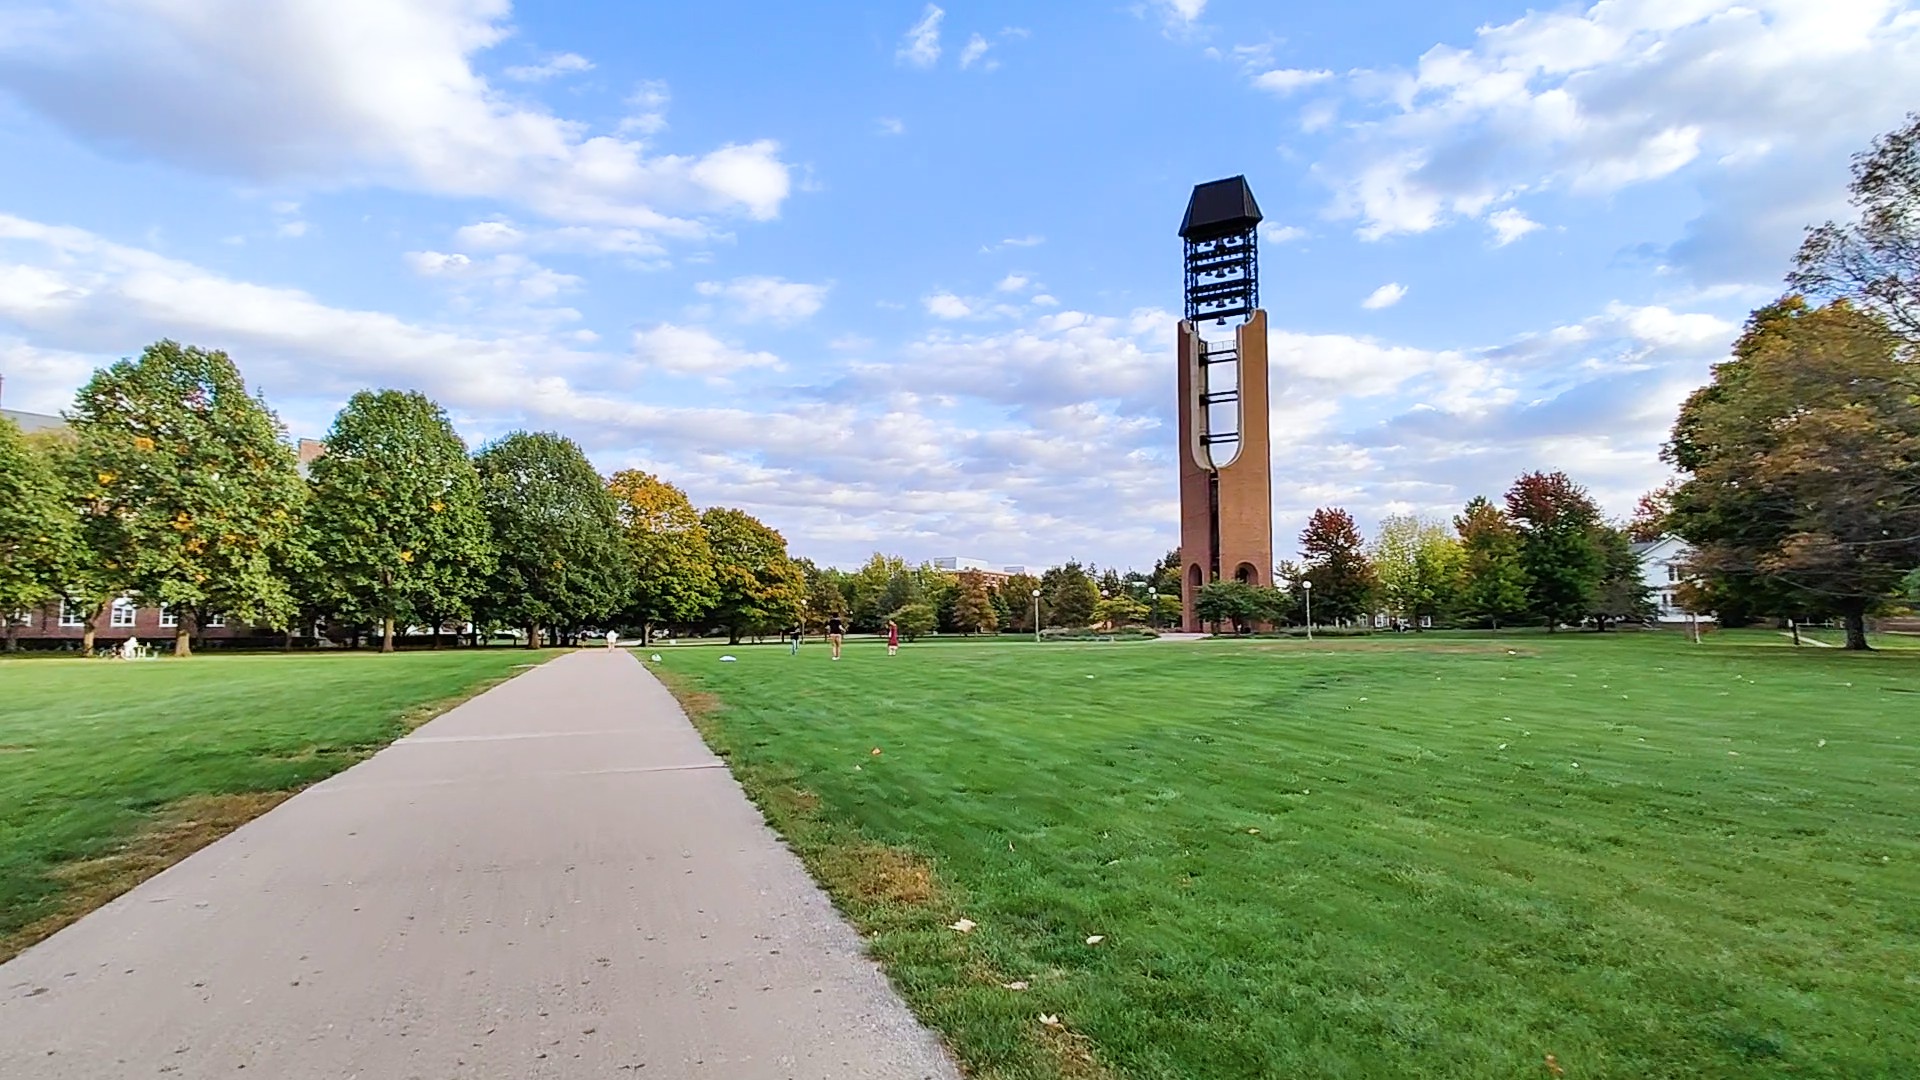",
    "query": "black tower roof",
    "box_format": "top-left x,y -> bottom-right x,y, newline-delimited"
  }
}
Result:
1179,176 -> 1263,241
